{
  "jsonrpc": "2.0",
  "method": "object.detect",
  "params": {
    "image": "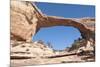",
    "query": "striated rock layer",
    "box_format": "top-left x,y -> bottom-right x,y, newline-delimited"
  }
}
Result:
11,41 -> 95,66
